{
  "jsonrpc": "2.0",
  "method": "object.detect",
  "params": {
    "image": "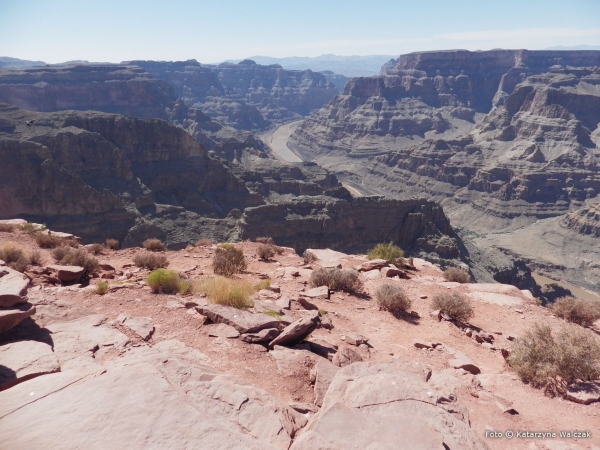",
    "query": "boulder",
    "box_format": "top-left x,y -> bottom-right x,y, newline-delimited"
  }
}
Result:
196,304 -> 281,334
269,346 -> 321,376
381,266 -> 406,278
306,338 -> 338,360
253,300 -> 282,314
300,286 -> 329,299
332,345 -> 363,367
46,265 -> 85,283
0,267 -> 29,307
0,341 -> 60,390
288,402 -> 320,414
363,269 -> 380,279
207,323 -> 240,339
297,297 -> 319,310
345,333 -> 368,346
116,314 -> 155,340
268,311 -> 320,349
240,328 -> 279,343
319,314 -> 333,330
310,359 -> 340,407
355,259 -> 388,272
0,303 -> 36,334
565,381 -> 600,405
0,339 -> 307,450
291,360 -> 488,450
275,295 -> 291,310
